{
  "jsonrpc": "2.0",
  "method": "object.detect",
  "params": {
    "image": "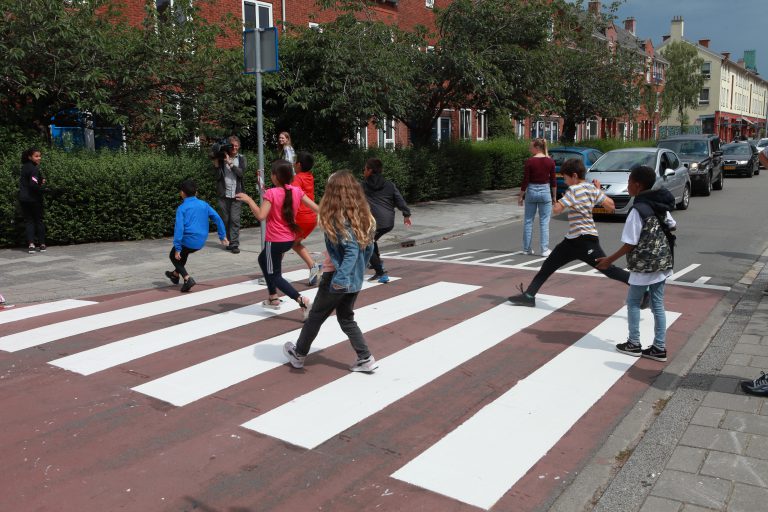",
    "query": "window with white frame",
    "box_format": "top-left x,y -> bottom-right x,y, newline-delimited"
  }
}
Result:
459,109 -> 472,140
699,88 -> 710,105
243,1 -> 273,29
586,119 -> 599,139
618,122 -> 627,141
701,61 -> 711,79
378,118 -> 395,149
476,110 -> 487,141
516,119 -> 526,139
432,117 -> 451,144
356,125 -> 368,149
